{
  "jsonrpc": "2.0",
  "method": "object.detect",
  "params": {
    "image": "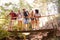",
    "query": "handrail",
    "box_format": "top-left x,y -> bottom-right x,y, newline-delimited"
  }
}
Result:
0,14 -> 58,19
